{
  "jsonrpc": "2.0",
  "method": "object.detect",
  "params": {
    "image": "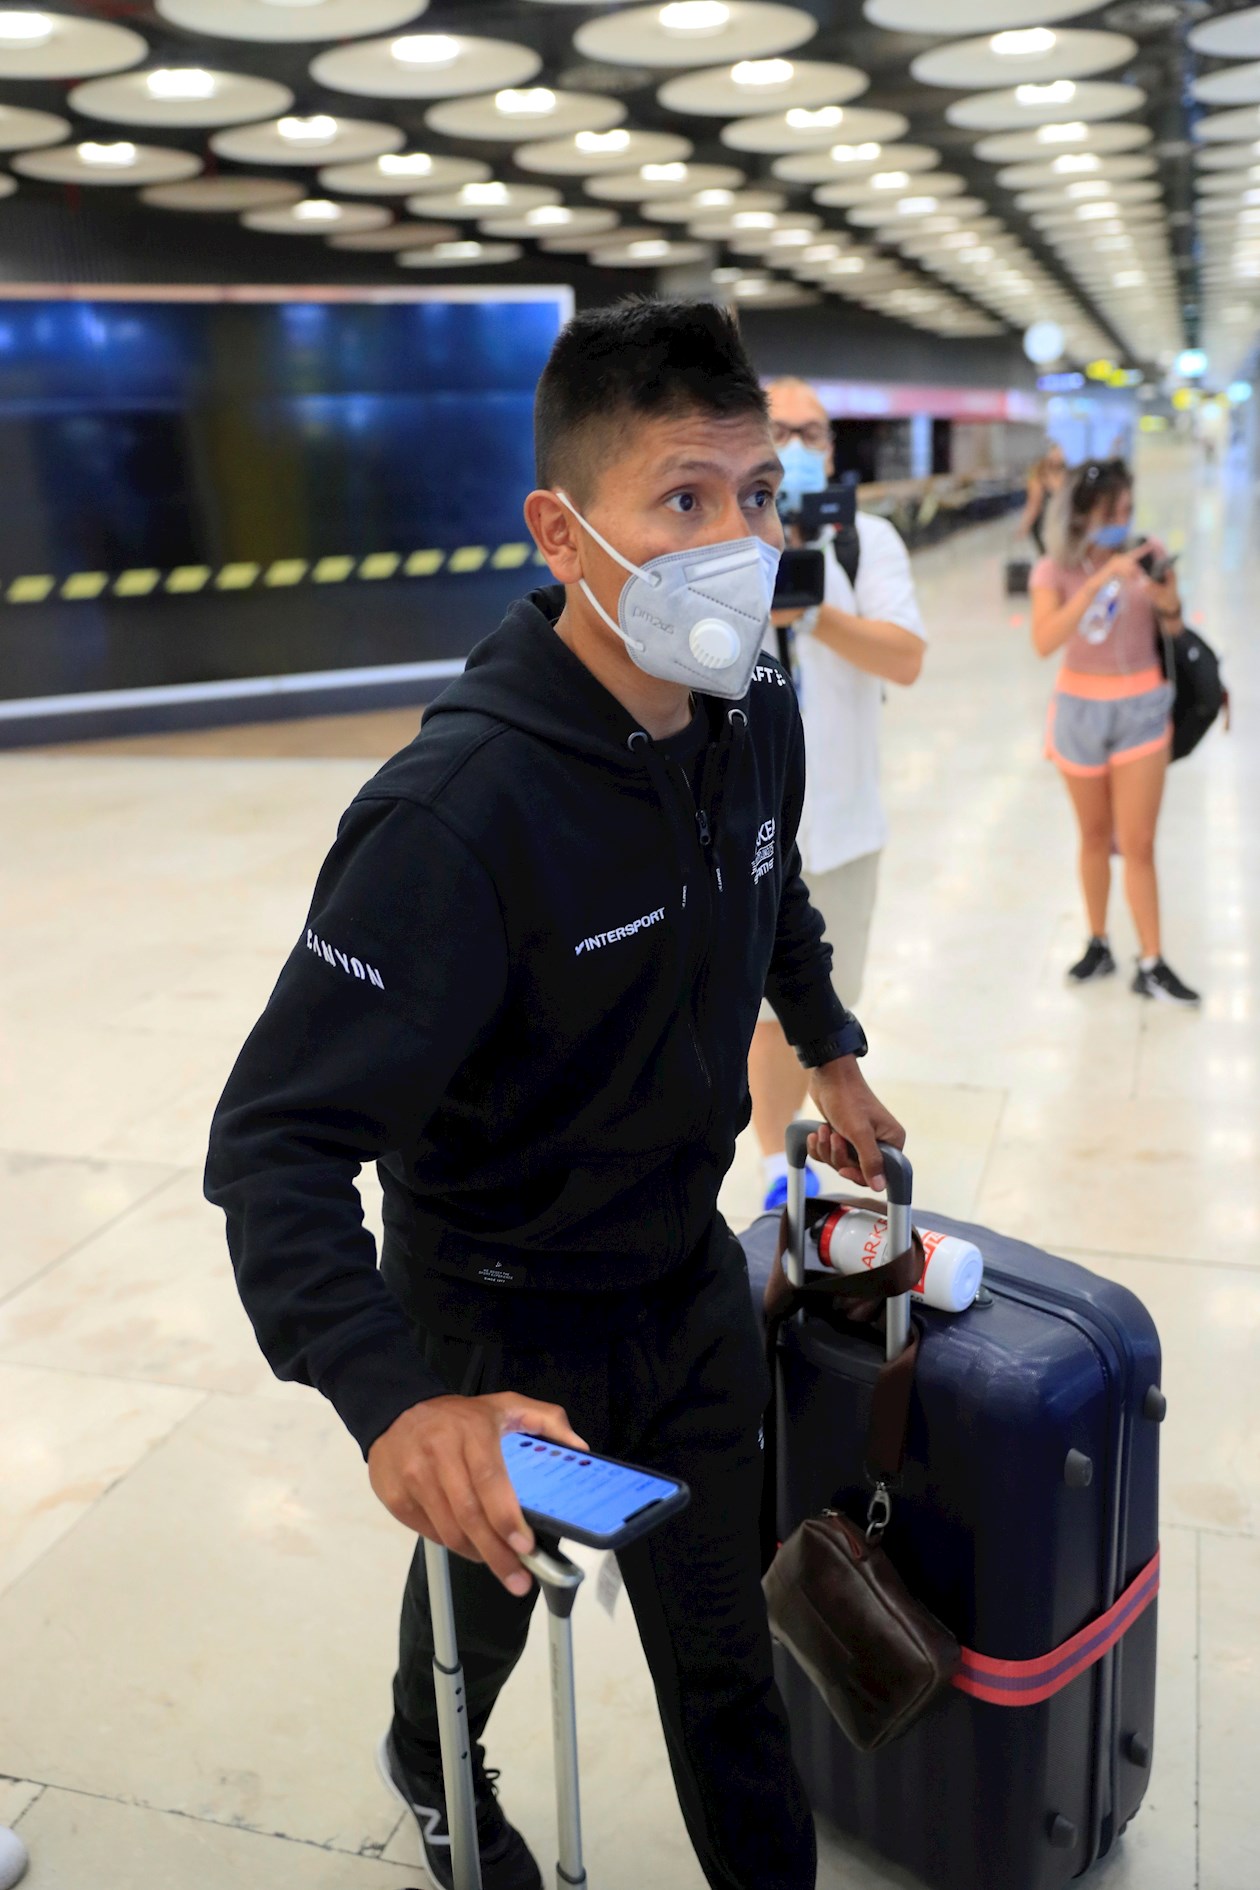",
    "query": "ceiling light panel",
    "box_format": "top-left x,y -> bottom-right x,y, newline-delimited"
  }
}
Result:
68,68 -> 293,130
400,182 -> 562,218
947,81 -> 1144,132
864,3 -> 1098,30
911,30 -> 1136,91
772,142 -> 939,185
515,128 -> 692,176
311,33 -> 541,99
426,90 -> 626,144
156,2 -> 431,42
584,161 -> 745,201
142,176 -> 304,213
0,12 -> 146,79
575,2 -> 816,69
398,241 -> 523,268
659,58 -> 868,117
318,153 -> 491,196
211,116 -> 404,166
720,104 -> 908,152
13,140 -> 201,186
0,103 -> 68,151
243,198 -> 393,235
